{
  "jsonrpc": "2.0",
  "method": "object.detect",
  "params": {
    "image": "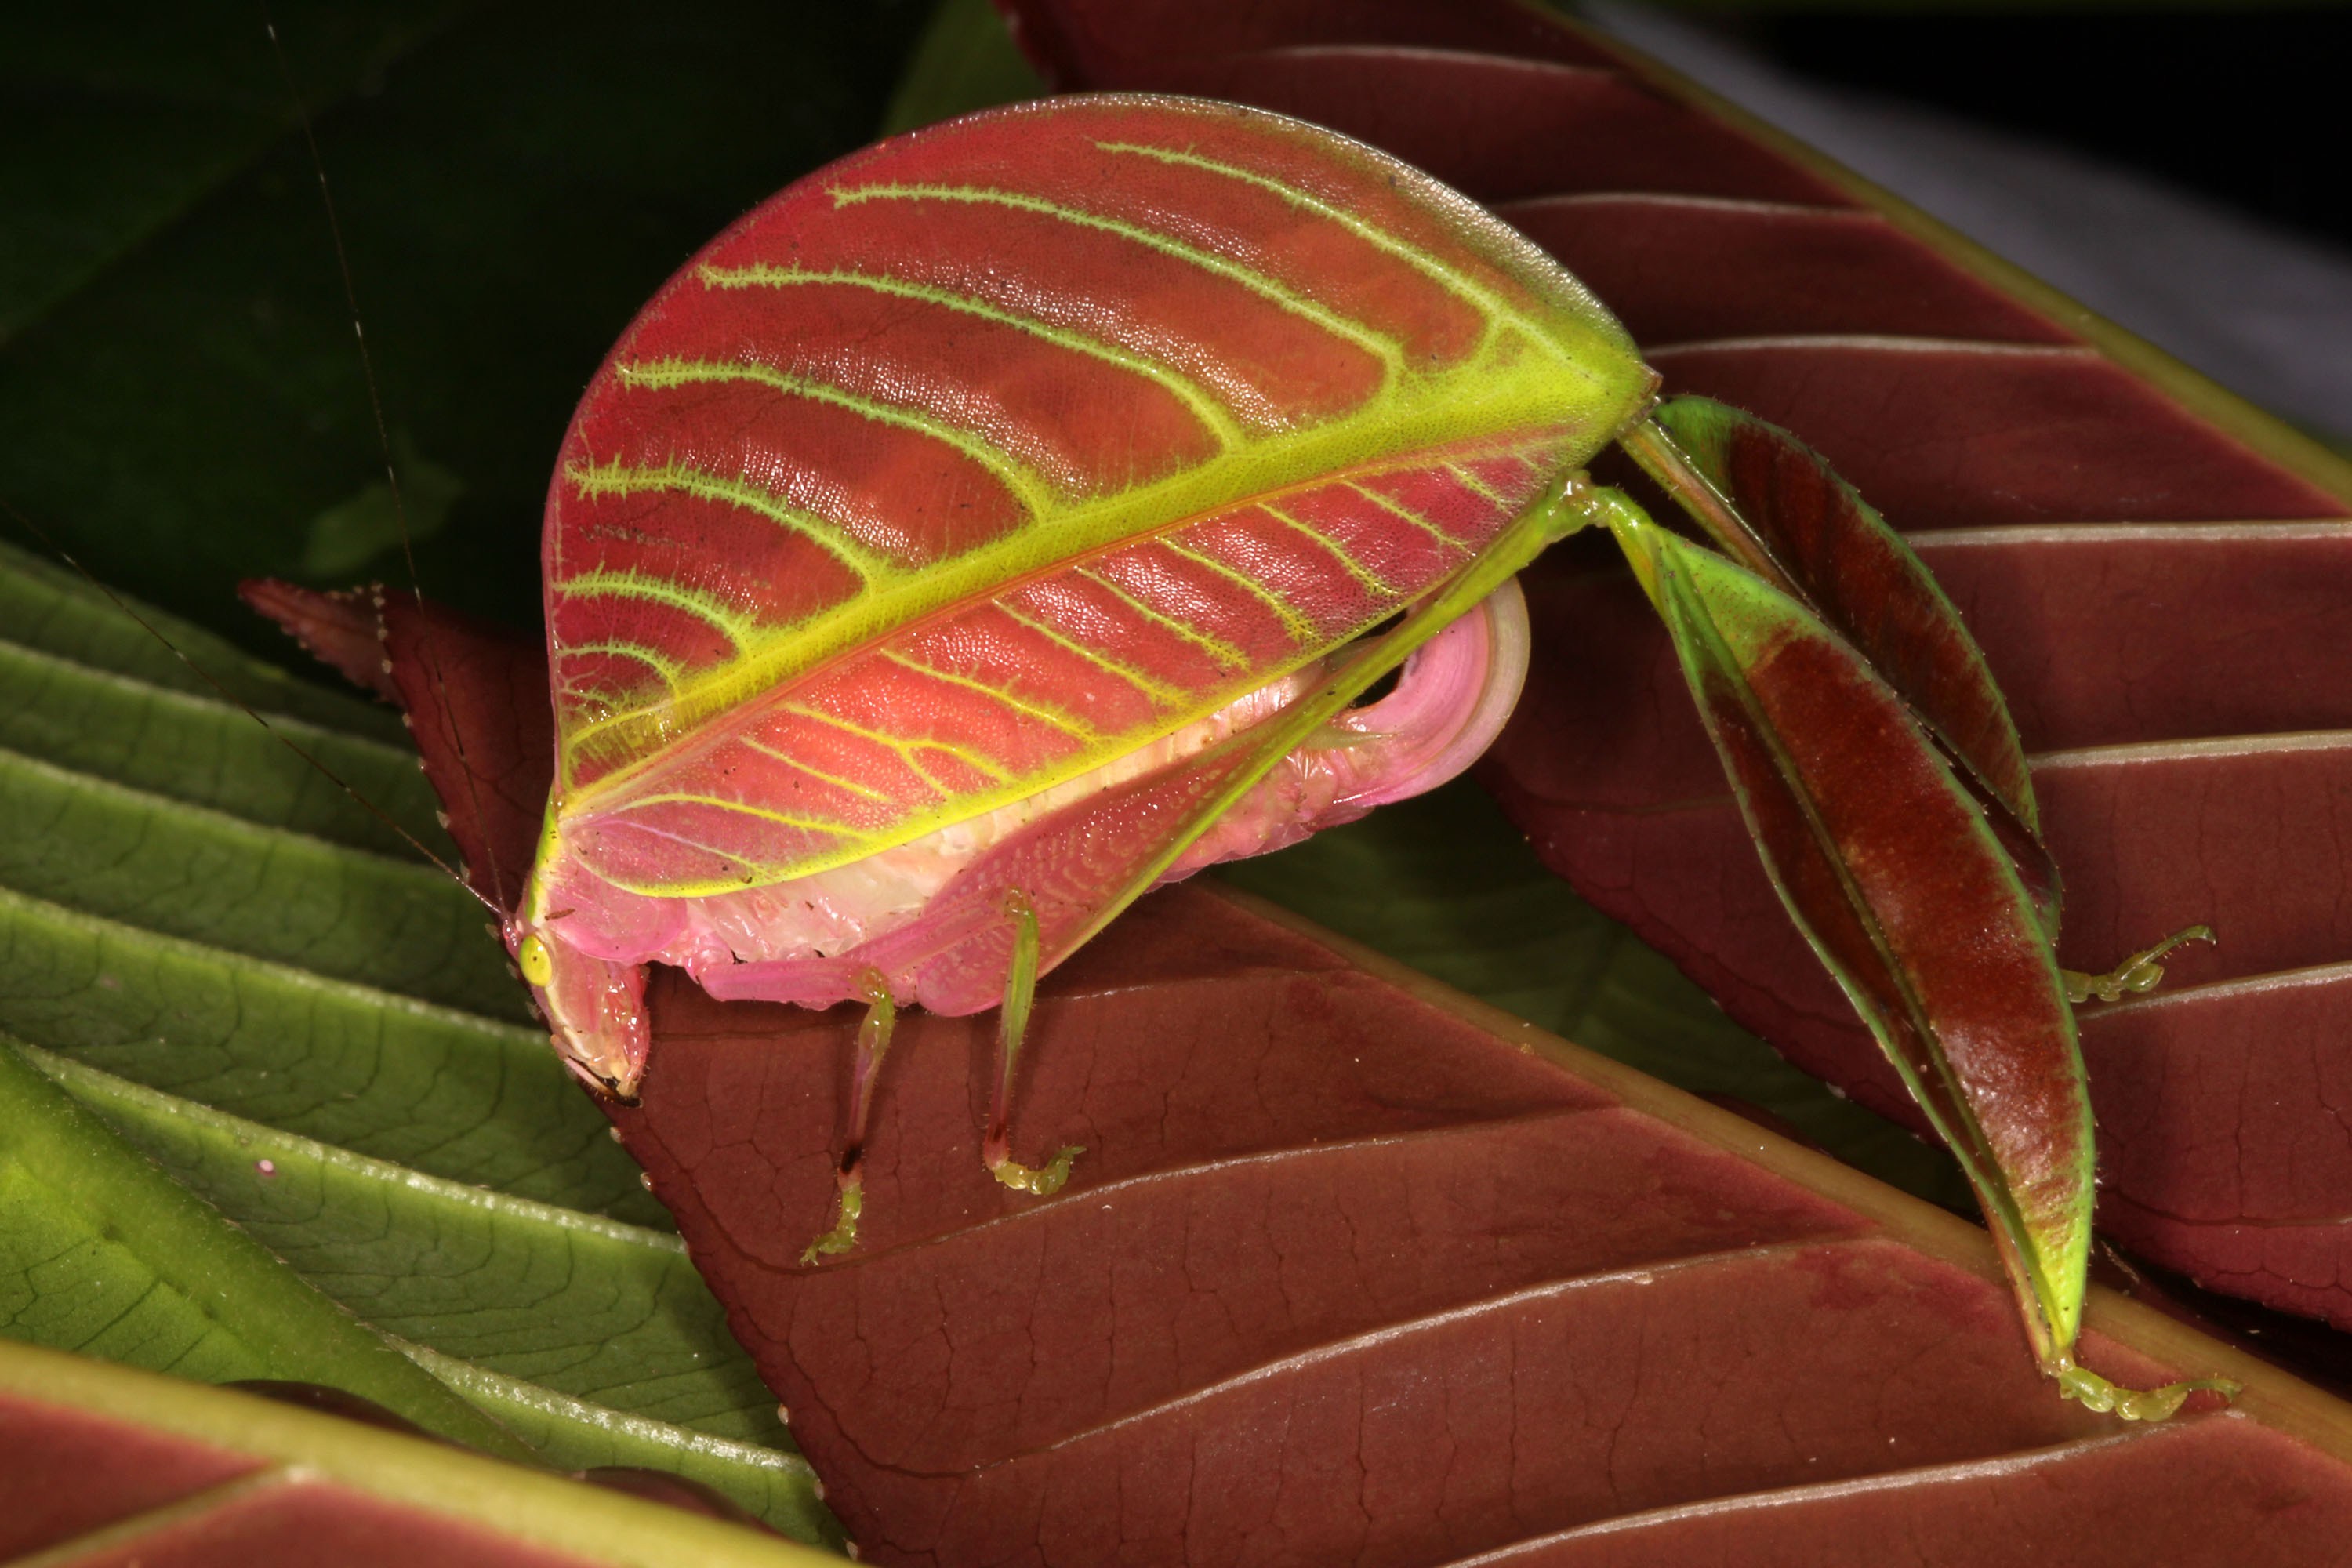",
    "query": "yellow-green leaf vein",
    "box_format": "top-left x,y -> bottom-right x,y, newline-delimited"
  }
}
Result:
697,263 -> 1248,450
828,181 -> 1408,385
